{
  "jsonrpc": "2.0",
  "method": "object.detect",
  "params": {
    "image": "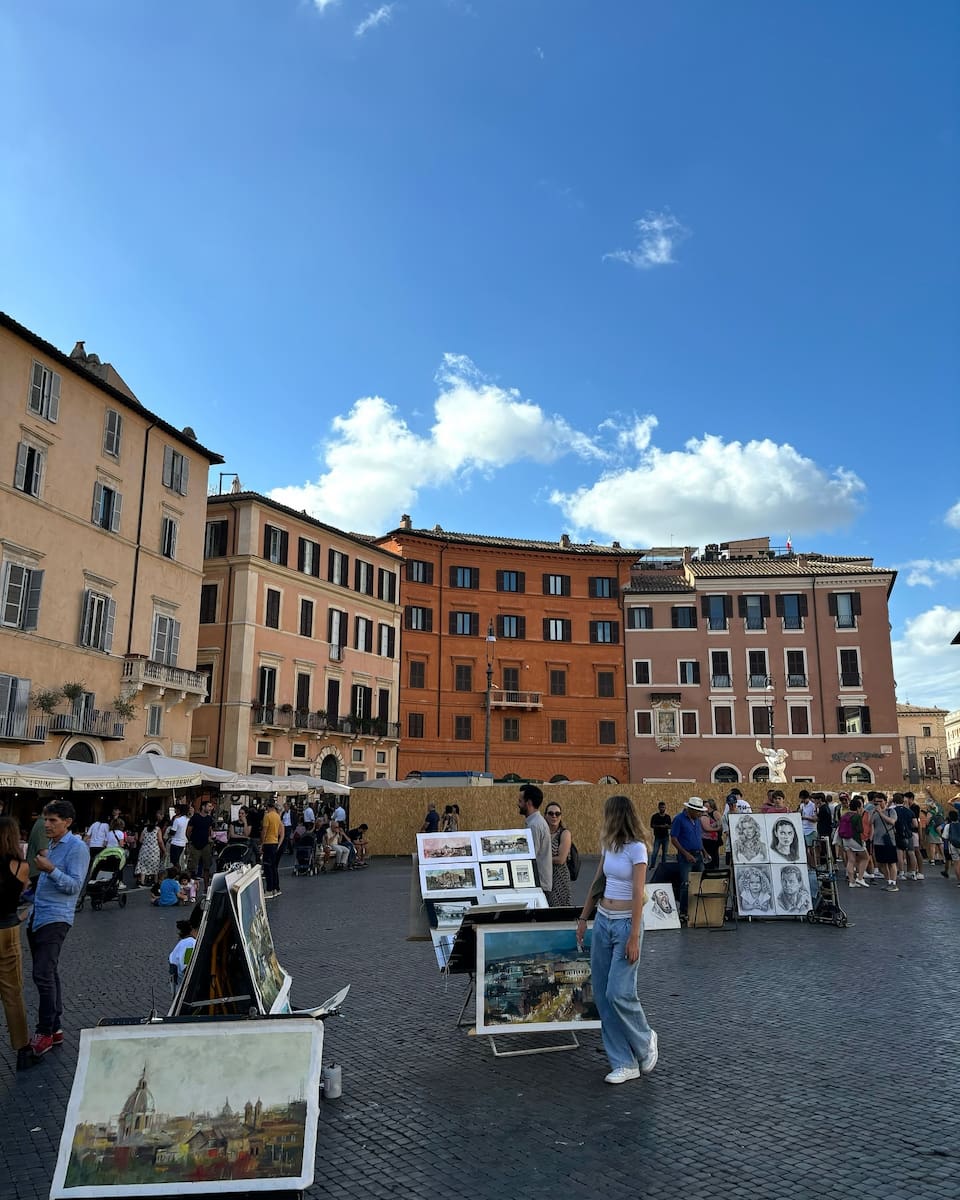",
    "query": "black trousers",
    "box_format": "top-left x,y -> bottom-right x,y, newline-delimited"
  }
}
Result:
27,921 -> 69,1035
